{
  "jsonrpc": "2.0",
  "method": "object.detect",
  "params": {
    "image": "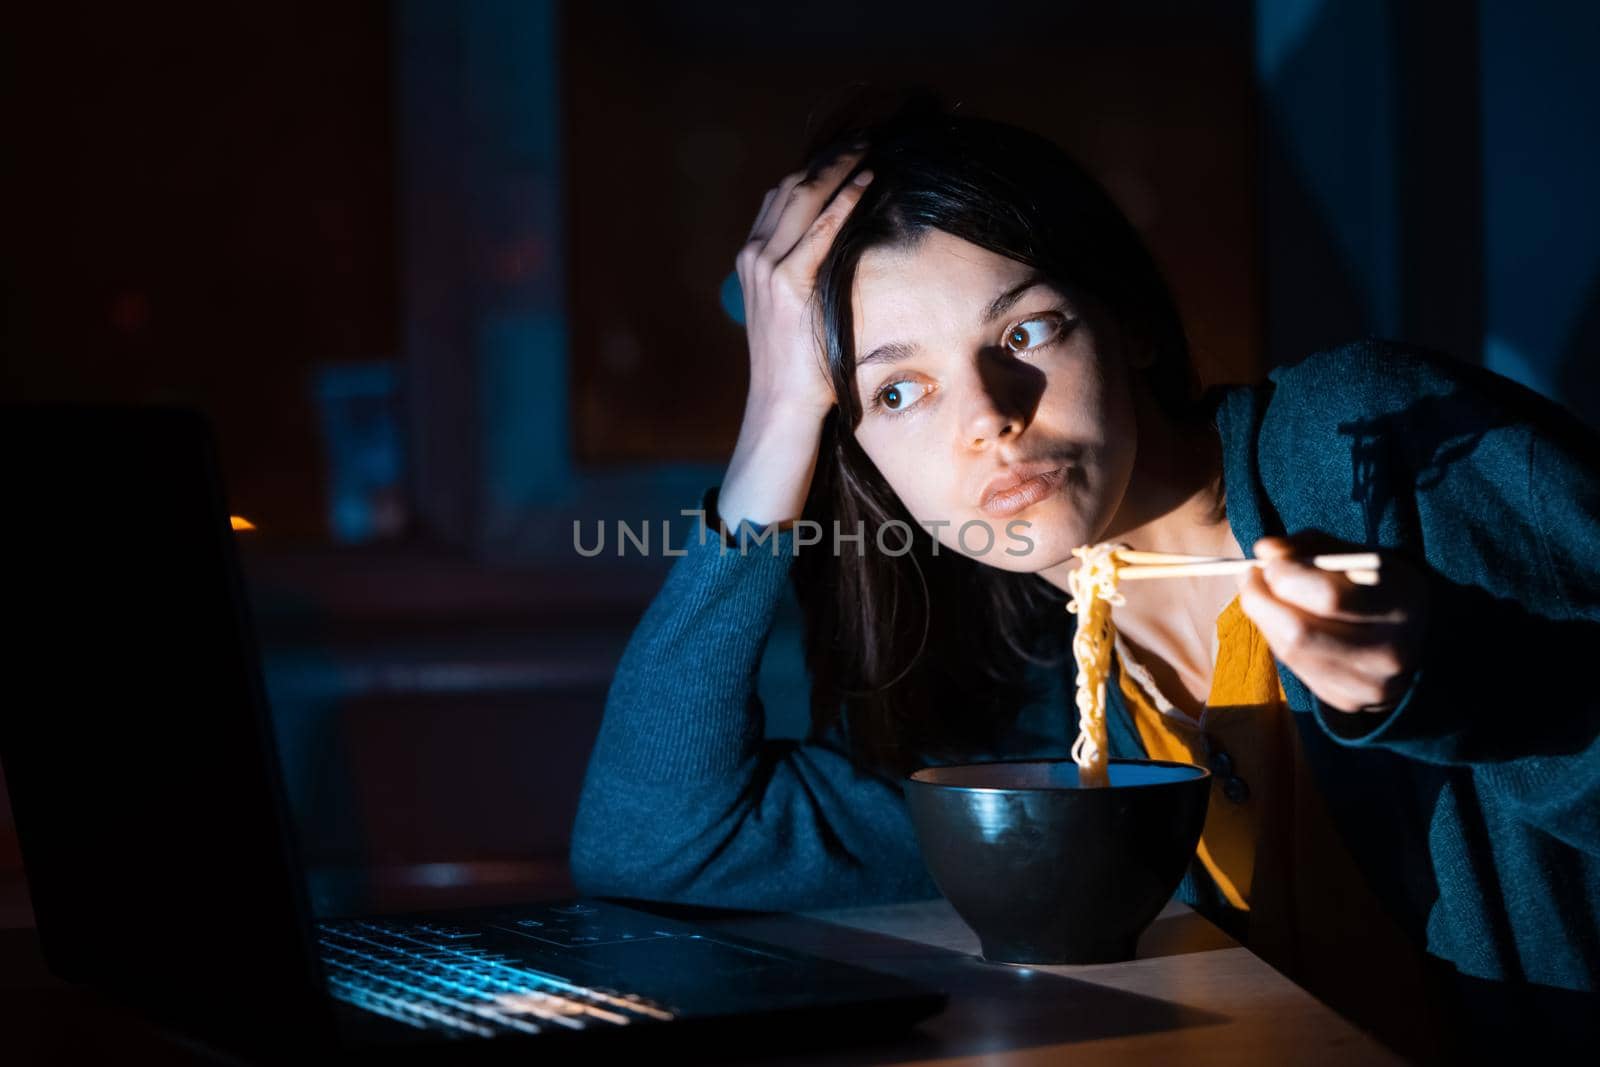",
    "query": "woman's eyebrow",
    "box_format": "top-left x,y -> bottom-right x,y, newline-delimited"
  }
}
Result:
855,272 -> 1050,370
855,340 -> 918,371
980,271 -> 1048,325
